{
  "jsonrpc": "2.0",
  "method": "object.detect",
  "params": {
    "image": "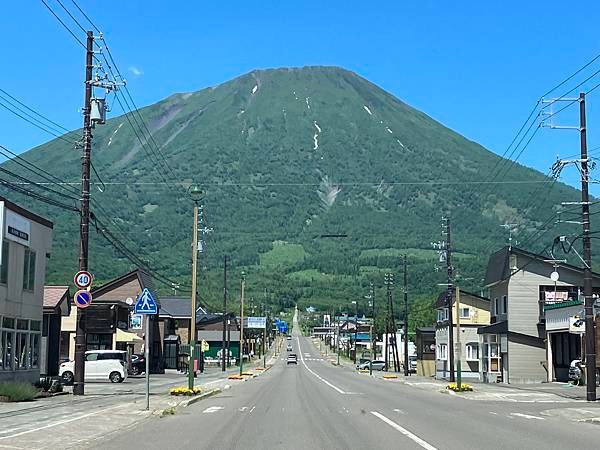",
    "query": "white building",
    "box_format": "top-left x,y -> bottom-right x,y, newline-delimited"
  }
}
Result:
0,198 -> 53,383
